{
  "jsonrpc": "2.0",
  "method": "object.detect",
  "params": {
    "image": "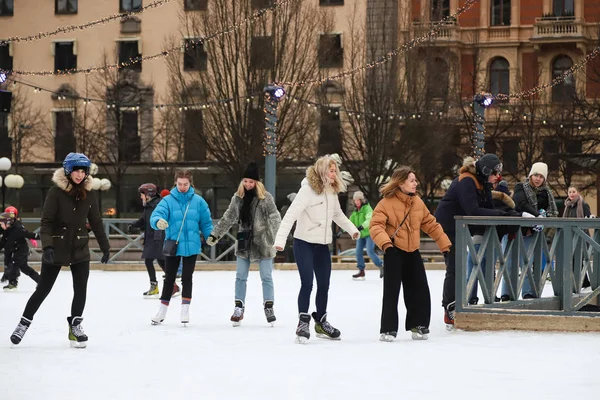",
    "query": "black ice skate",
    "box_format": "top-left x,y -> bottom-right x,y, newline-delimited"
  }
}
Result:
312,312 -> 341,340
295,313 -> 311,344
68,316 -> 88,349
264,301 -> 276,326
411,326 -> 430,340
10,317 -> 32,345
230,300 -> 244,327
444,301 -> 456,331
